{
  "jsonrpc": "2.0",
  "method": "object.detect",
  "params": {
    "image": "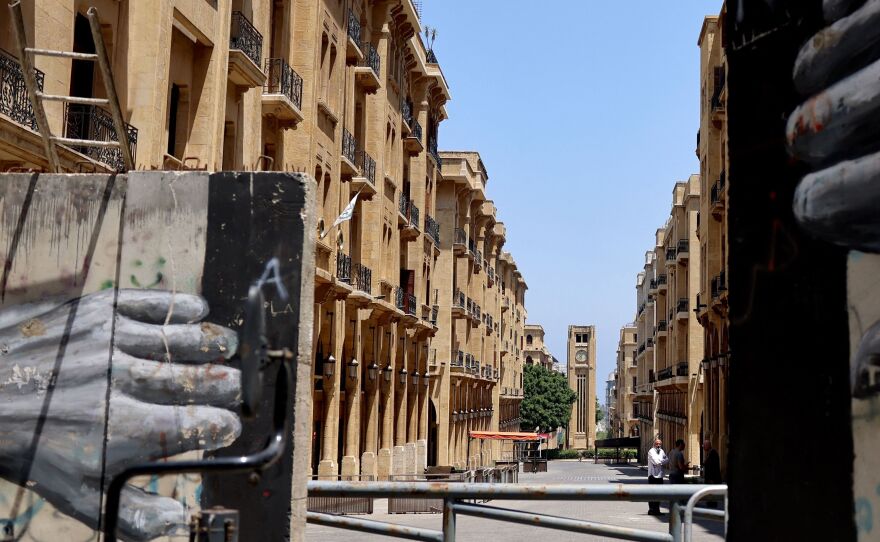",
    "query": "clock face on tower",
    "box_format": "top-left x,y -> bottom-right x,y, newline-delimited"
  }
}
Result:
576,350 -> 587,363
